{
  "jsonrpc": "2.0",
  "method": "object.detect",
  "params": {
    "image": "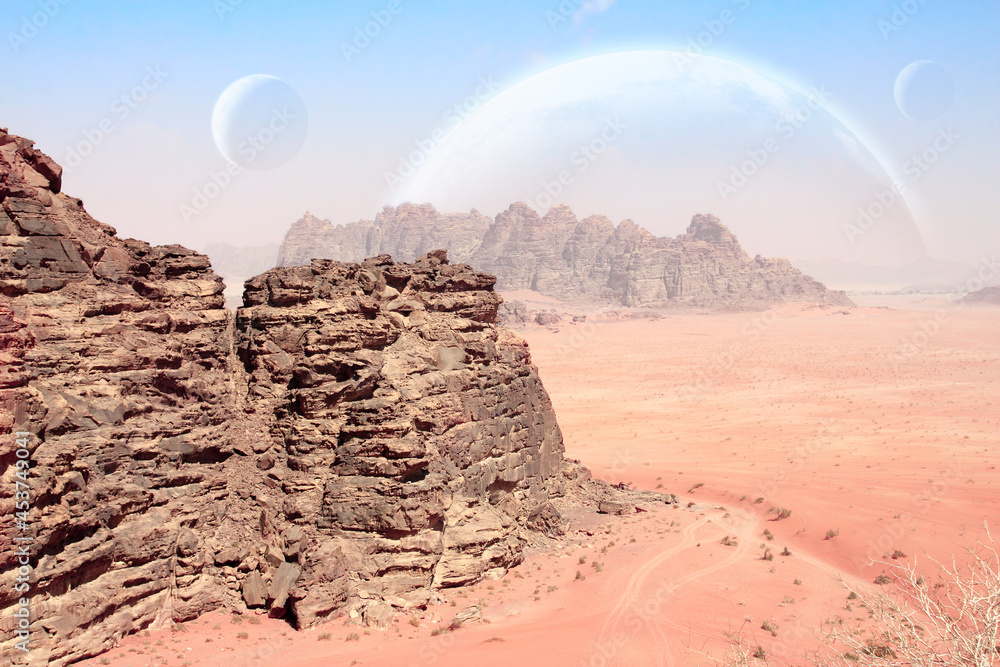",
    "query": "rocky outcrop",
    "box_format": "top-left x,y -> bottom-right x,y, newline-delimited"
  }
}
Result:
235,250 -> 577,624
0,129 -> 598,666
961,286 -> 1000,305
277,203 -> 855,309
0,128 -> 241,667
